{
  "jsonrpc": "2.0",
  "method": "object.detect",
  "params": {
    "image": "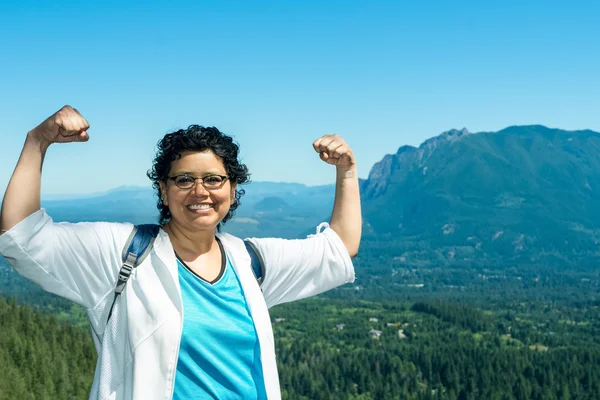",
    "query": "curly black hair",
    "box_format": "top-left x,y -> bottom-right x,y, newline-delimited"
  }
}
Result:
147,125 -> 250,228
